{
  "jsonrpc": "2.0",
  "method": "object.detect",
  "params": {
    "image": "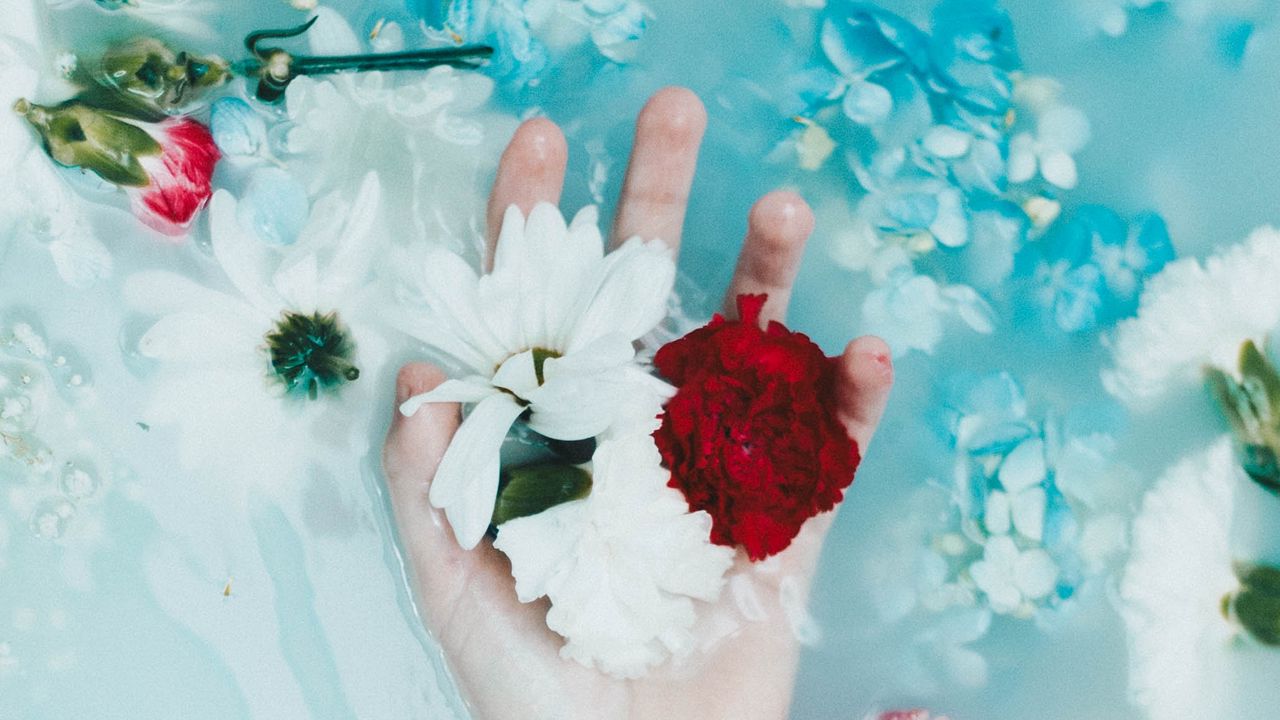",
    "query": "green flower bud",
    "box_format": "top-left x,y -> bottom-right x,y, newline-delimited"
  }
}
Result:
95,38 -> 229,115
1207,340 -> 1280,496
1224,563 -> 1280,646
15,98 -> 159,187
491,463 -> 593,528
